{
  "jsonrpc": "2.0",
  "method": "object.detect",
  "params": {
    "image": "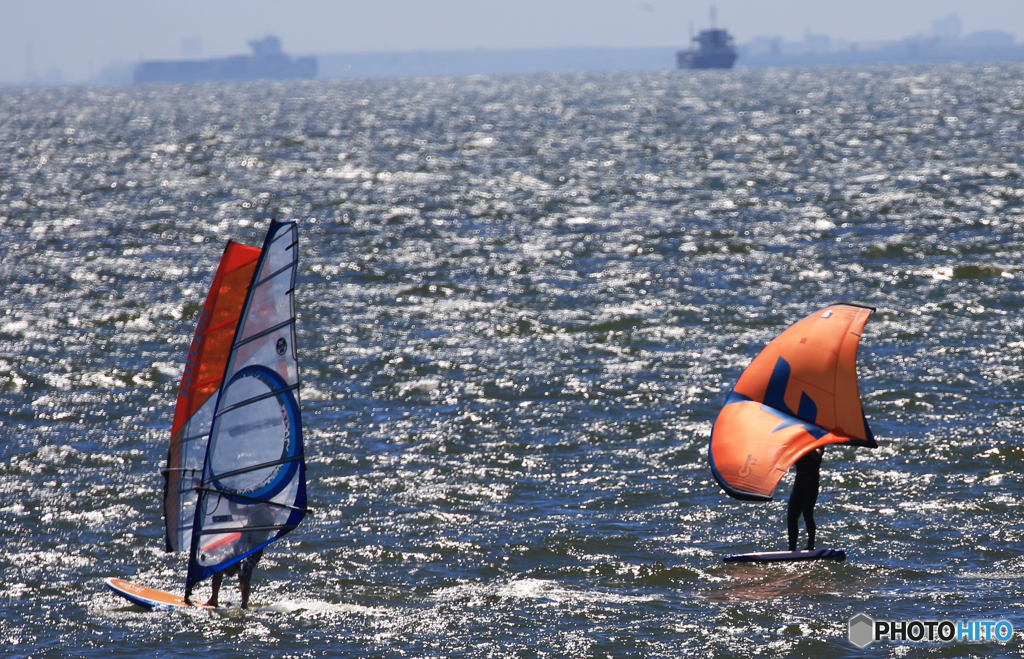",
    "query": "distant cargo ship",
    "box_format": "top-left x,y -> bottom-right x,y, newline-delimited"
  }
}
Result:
676,9 -> 737,70
133,36 -> 317,84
